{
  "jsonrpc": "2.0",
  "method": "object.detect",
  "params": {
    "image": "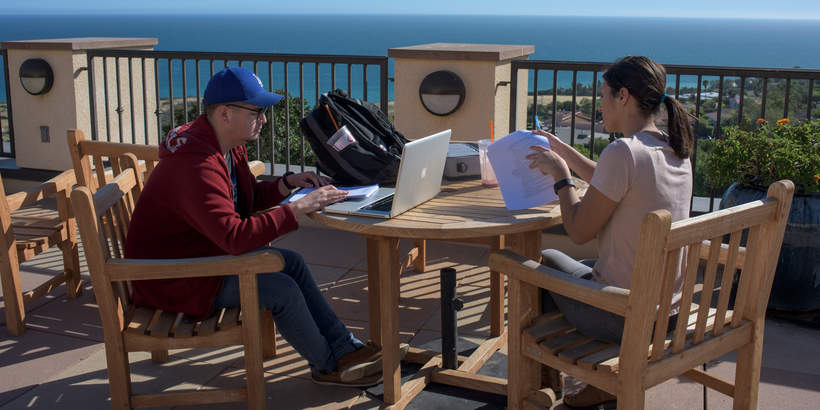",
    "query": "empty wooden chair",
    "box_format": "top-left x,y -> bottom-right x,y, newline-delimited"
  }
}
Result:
0,169 -> 81,336
72,166 -> 283,409
492,180 -> 794,410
